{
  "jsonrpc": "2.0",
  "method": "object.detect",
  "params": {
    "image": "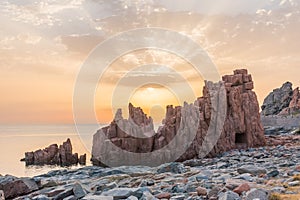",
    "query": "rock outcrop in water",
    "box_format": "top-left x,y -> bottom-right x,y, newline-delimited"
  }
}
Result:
21,139 -> 86,166
92,69 -> 265,167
